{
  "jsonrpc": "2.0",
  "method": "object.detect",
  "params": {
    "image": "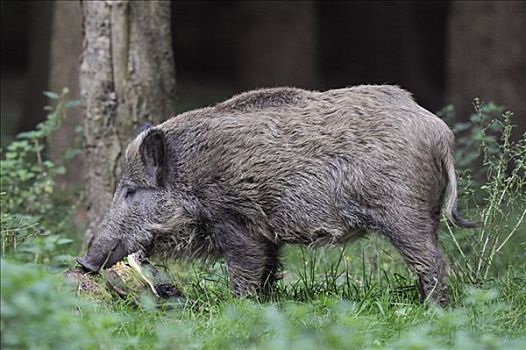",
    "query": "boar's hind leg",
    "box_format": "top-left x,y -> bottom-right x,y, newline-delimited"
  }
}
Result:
387,221 -> 448,306
225,240 -> 281,299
